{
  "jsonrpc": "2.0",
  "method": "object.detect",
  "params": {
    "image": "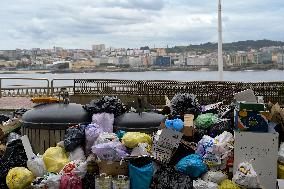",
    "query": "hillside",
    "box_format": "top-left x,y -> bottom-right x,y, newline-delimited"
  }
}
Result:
166,40 -> 284,54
